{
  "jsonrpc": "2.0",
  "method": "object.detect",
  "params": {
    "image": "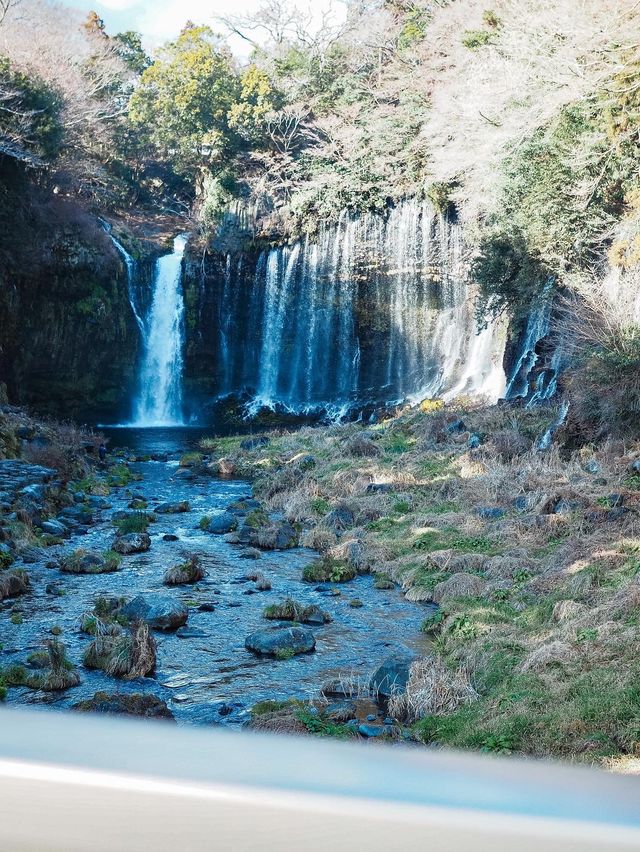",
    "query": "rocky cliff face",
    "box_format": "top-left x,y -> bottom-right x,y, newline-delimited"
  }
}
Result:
0,189 -> 139,423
